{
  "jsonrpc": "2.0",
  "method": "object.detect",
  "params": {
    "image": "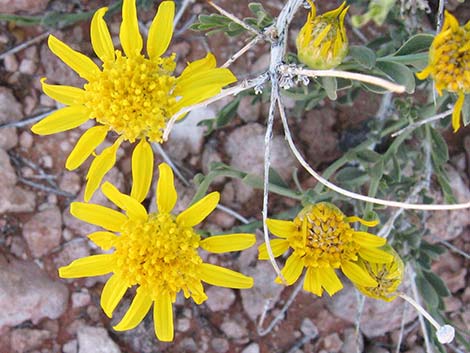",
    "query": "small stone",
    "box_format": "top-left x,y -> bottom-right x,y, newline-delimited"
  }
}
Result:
39,93 -> 55,107
367,347 -> 390,353
237,96 -> 261,123
0,126 -> 18,149
72,291 -> 91,308
341,328 -> 364,353
3,54 -> 18,72
19,58 -> 36,75
176,318 -> 191,332
10,328 -> 51,353
205,287 -> 236,312
59,171 -> 81,195
23,95 -> 37,116
53,239 -> 90,268
300,318 -> 319,338
77,326 -> 121,353
0,255 -> 68,330
0,185 -> 36,213
22,206 -> 62,258
62,340 -> 78,353
241,343 -> 260,353
166,106 -> 213,160
220,319 -> 248,339
211,338 -> 229,353
0,148 -> 17,184
323,333 -> 343,353
40,155 -> 53,169
19,131 -> 34,149
0,87 -> 22,124
179,337 -> 198,352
